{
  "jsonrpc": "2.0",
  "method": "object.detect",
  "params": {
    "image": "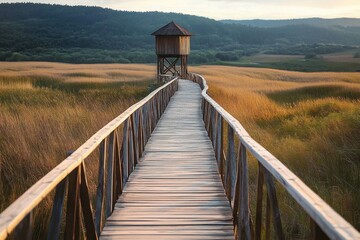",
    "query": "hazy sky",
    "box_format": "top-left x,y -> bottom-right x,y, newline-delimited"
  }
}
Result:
1,0 -> 360,20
